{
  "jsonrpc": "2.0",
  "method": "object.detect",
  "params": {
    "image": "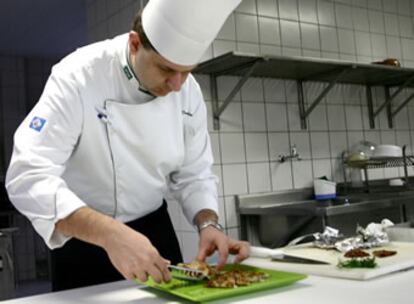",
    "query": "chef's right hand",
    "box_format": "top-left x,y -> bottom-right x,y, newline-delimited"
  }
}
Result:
102,224 -> 171,283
